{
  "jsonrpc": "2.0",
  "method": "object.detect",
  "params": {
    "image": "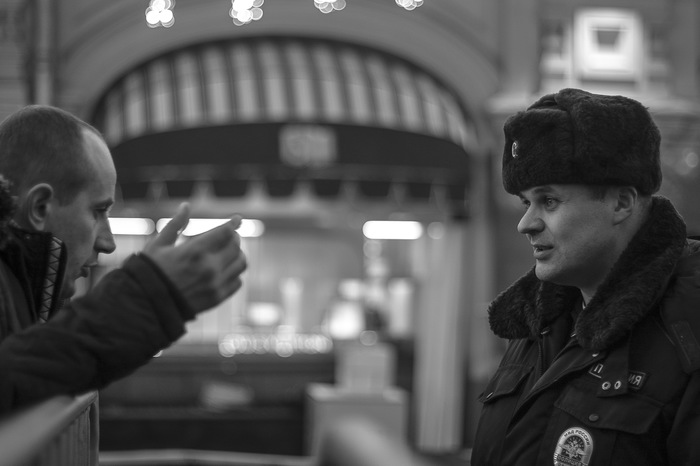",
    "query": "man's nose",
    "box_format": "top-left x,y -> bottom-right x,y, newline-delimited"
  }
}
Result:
97,220 -> 117,254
